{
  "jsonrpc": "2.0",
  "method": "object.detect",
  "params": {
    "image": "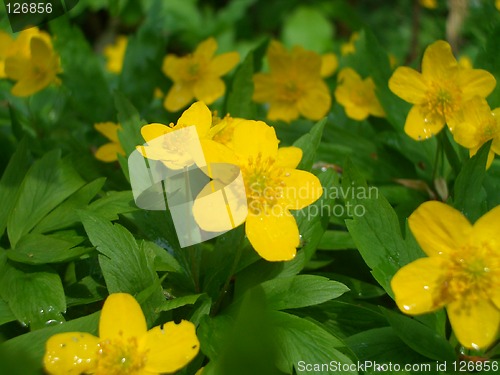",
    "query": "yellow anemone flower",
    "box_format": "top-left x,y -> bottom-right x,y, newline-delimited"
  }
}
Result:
94,122 -> 126,162
391,202 -> 500,349
136,101 -> 235,170
104,35 -> 128,74
43,293 -> 199,375
198,120 -> 323,261
162,38 -> 239,112
453,96 -> 500,169
335,68 -> 385,121
389,40 -> 496,140
252,40 -> 331,123
4,28 -> 61,97
0,31 -> 14,78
